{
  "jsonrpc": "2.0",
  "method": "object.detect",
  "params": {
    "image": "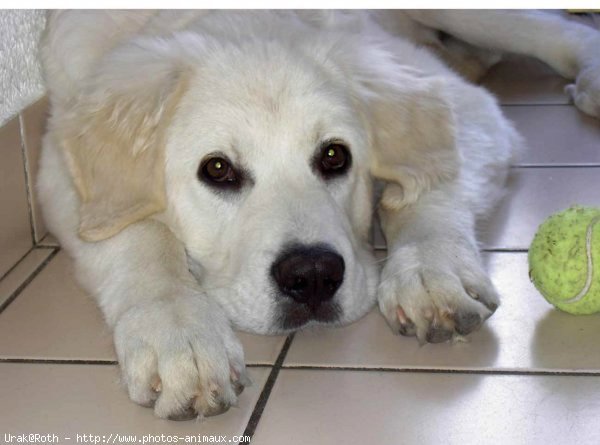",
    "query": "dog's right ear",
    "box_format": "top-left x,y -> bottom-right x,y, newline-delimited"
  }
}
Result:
344,41 -> 458,212
365,74 -> 458,211
56,39 -> 191,242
